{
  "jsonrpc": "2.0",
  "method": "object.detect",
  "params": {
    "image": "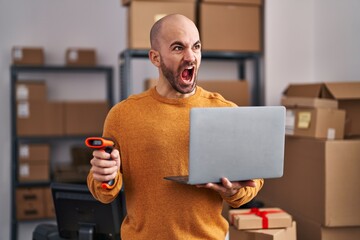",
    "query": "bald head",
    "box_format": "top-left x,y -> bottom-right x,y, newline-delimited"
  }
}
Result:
150,14 -> 199,50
